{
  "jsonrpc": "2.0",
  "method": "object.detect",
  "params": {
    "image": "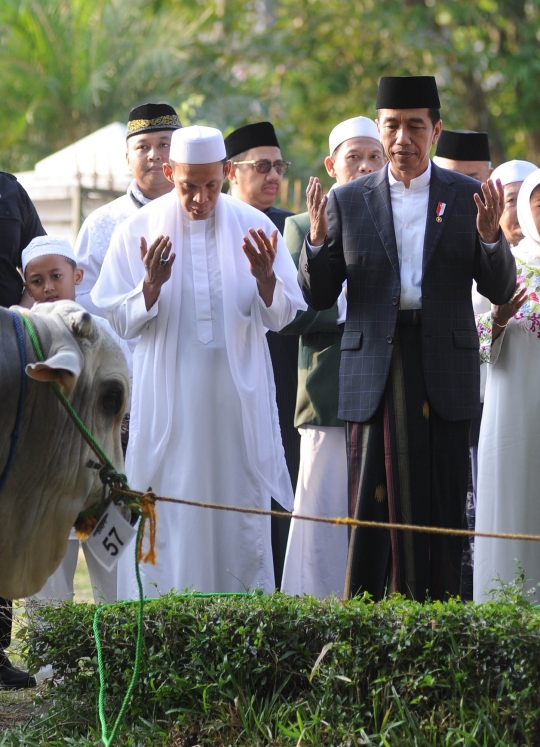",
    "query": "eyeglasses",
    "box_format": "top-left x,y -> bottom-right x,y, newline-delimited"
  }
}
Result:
232,159 -> 291,175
